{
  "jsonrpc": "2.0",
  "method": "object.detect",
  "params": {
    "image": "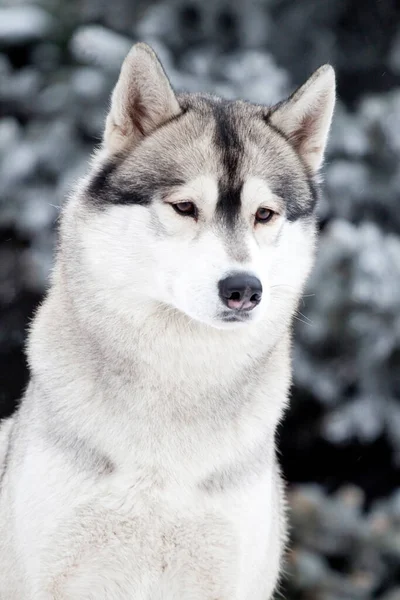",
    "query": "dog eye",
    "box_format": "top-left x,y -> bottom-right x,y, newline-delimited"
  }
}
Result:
172,202 -> 197,219
255,208 -> 274,224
